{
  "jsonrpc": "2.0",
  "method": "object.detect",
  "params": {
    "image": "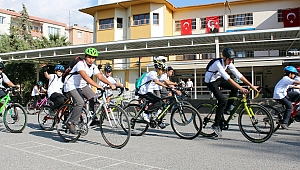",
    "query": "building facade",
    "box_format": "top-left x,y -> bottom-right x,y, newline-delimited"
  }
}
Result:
79,0 -> 299,97
0,8 -> 93,45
